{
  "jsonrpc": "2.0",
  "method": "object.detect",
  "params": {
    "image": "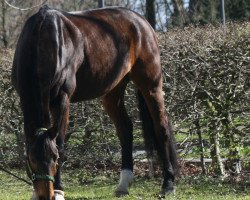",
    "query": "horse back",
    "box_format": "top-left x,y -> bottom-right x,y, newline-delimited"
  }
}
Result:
12,5 -> 84,100
12,6 -> 160,103
65,8 -> 160,100
11,6 -> 85,137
